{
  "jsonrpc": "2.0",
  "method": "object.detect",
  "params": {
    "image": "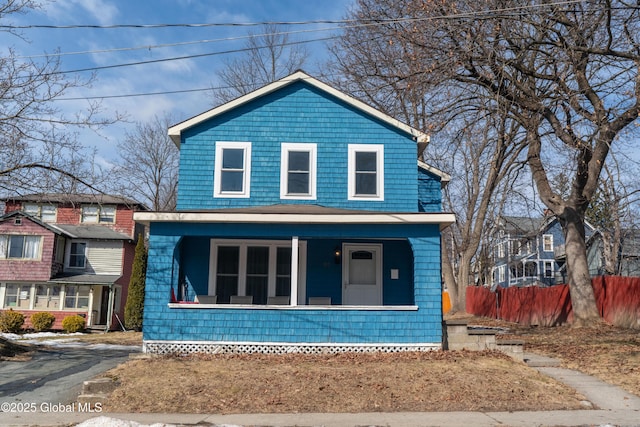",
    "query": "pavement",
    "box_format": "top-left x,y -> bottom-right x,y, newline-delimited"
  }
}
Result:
1,352 -> 639,427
